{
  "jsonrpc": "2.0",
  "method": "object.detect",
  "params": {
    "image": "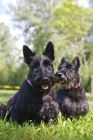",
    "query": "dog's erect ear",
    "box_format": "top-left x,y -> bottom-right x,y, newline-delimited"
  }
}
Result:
58,57 -> 66,69
42,41 -> 55,61
61,57 -> 66,64
61,57 -> 67,67
72,56 -> 80,70
23,45 -> 36,65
